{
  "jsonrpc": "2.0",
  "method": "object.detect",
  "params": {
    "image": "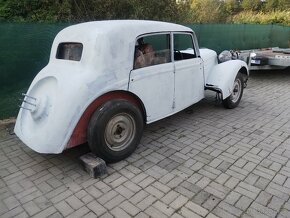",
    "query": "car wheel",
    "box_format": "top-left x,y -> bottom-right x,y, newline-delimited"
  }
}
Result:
87,99 -> 144,163
223,72 -> 244,109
